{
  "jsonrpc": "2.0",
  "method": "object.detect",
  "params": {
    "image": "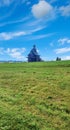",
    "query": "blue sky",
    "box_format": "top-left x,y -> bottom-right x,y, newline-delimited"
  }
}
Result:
0,0 -> 70,61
